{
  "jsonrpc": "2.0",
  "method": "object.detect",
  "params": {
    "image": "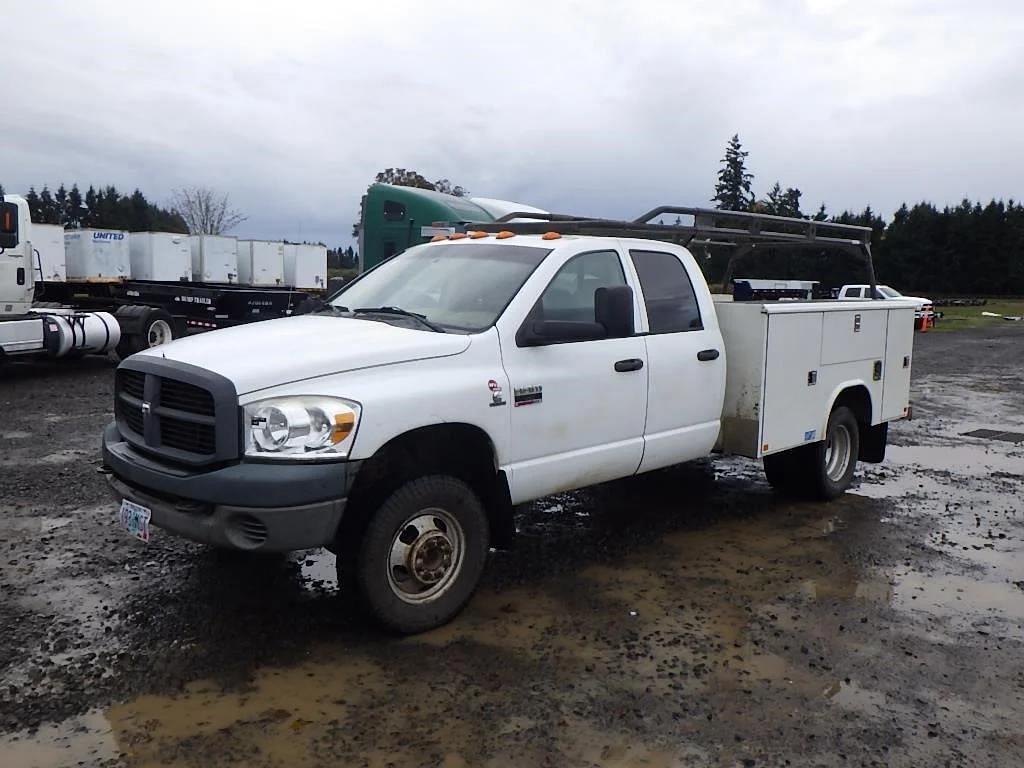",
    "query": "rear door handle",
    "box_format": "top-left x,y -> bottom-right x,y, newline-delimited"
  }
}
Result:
614,358 -> 644,372
697,349 -> 720,362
